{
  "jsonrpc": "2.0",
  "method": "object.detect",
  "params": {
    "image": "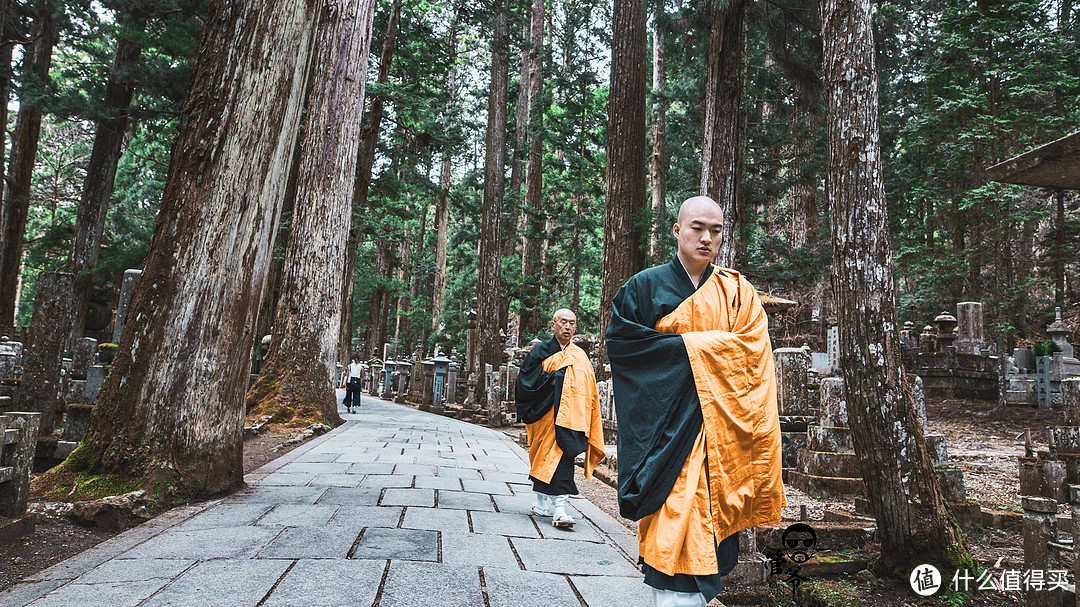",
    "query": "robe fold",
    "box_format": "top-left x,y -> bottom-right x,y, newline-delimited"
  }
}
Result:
515,338 -> 605,494
606,257 -> 785,599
